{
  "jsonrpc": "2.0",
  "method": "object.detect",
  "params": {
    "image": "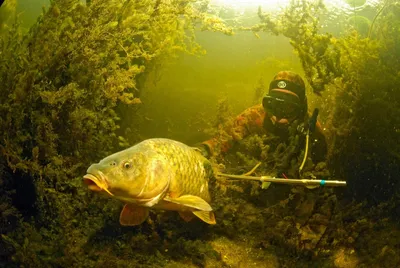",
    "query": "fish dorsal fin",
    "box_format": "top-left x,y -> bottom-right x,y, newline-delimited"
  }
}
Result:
119,204 -> 149,226
164,195 -> 212,211
193,211 -> 216,225
178,211 -> 195,222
